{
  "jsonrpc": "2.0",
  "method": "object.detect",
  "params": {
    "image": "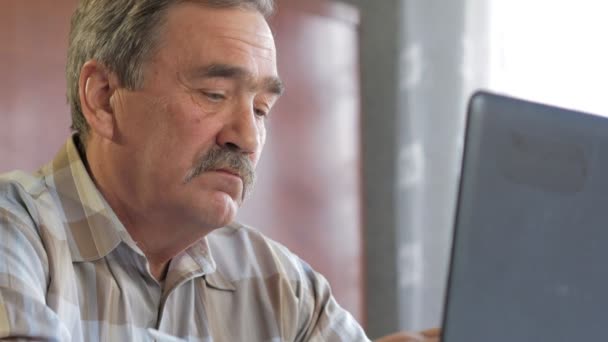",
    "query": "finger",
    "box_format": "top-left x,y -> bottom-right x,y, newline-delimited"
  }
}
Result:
374,332 -> 425,342
420,328 -> 441,338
